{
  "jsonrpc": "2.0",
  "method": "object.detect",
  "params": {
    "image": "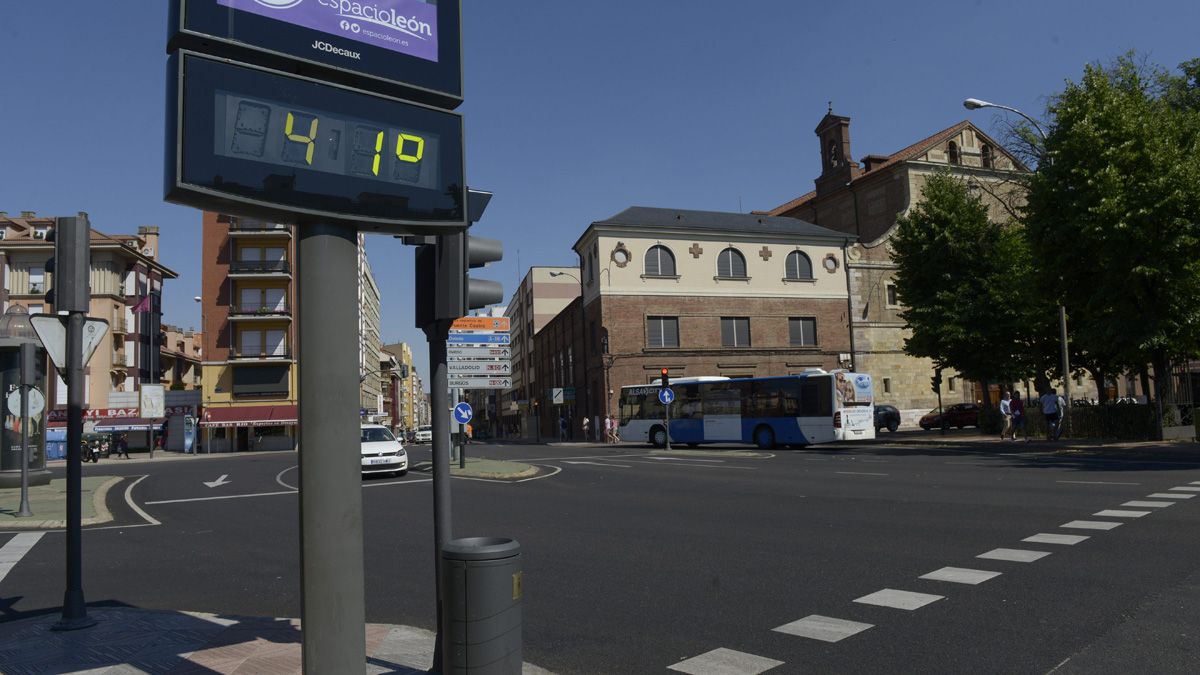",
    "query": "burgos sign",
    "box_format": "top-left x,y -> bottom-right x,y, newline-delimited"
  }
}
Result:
218,0 -> 439,63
